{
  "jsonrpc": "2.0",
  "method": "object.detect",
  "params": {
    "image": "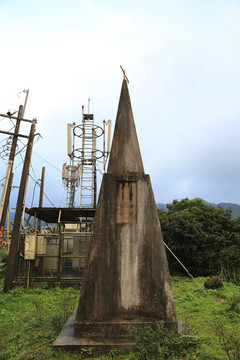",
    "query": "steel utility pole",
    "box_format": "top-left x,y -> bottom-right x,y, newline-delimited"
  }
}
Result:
0,105 -> 23,229
4,120 -> 36,292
